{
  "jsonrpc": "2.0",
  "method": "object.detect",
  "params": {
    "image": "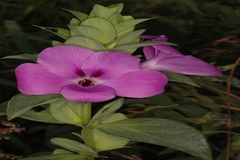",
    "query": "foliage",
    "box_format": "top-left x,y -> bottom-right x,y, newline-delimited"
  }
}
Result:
0,0 -> 240,160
